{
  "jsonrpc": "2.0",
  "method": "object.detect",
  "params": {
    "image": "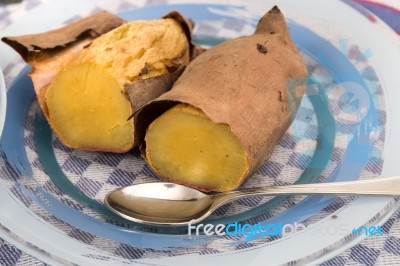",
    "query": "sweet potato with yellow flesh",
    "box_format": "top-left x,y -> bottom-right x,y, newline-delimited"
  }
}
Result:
3,11 -> 200,153
45,62 -> 134,151
45,16 -> 190,152
145,103 -> 249,191
2,11 -> 125,118
136,6 -> 308,192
